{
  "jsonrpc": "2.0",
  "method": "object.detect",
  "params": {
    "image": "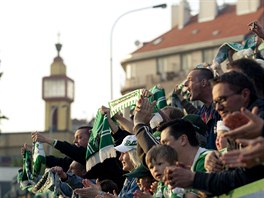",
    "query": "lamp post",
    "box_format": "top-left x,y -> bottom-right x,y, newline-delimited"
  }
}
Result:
109,3 -> 167,100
